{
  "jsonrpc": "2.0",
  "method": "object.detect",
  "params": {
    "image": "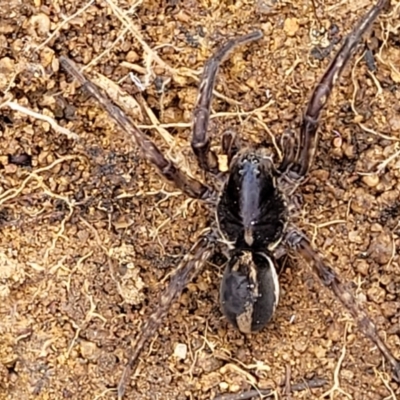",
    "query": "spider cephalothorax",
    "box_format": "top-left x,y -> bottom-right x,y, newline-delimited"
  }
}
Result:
217,150 -> 288,251
60,0 -> 400,397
